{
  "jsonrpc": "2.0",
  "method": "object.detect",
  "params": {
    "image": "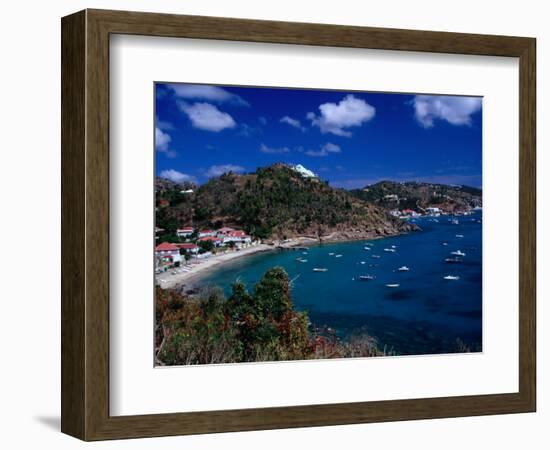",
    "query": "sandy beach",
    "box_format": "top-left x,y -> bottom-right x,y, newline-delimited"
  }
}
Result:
156,243 -> 275,290
155,232 -> 412,292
